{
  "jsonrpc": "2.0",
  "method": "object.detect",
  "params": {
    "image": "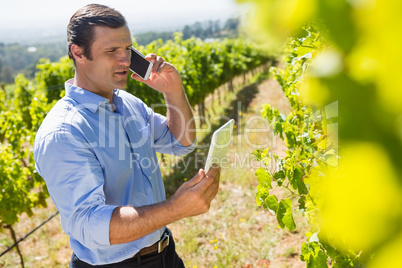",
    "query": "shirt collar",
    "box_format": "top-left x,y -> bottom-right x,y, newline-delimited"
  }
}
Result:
65,79 -> 119,113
